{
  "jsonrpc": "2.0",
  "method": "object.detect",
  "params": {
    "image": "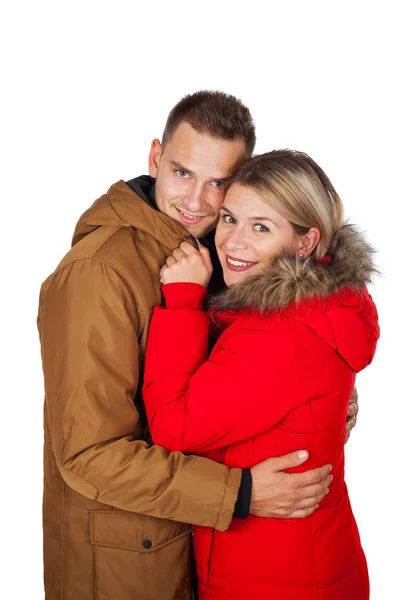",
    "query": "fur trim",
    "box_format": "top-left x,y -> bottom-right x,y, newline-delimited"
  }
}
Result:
211,223 -> 377,313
